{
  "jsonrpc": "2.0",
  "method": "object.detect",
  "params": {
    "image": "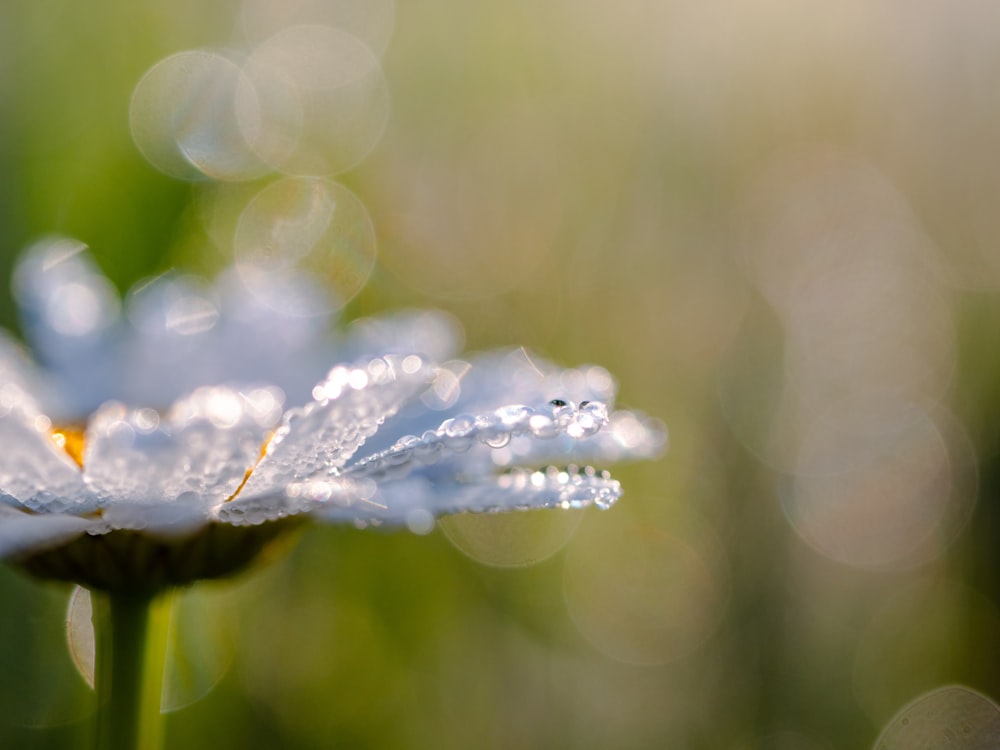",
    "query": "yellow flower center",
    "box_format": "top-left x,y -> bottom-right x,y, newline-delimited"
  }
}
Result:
51,425 -> 87,468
